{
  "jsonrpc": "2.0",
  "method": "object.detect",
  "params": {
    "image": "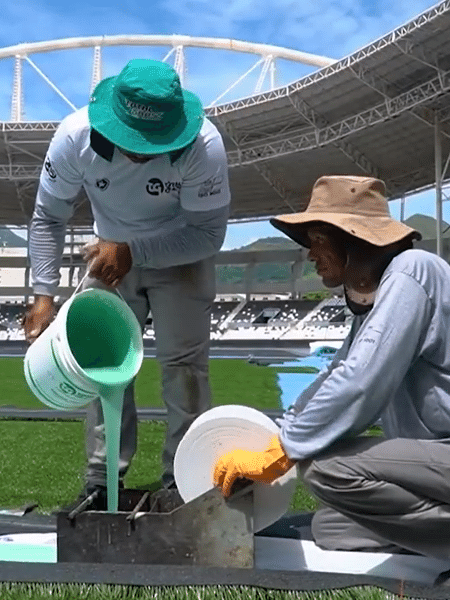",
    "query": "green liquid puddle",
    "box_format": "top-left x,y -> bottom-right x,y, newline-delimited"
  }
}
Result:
0,544 -> 57,563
